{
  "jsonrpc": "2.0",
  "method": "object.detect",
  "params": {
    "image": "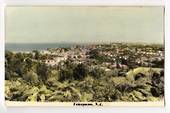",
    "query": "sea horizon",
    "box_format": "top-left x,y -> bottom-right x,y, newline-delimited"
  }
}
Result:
5,42 -> 164,52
